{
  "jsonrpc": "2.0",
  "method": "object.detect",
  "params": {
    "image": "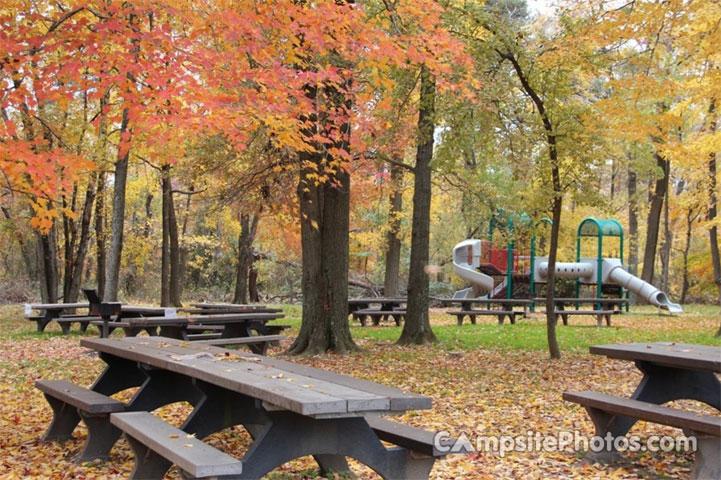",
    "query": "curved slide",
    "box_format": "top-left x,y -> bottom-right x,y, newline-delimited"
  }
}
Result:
606,265 -> 683,313
536,258 -> 683,313
452,240 -> 494,298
